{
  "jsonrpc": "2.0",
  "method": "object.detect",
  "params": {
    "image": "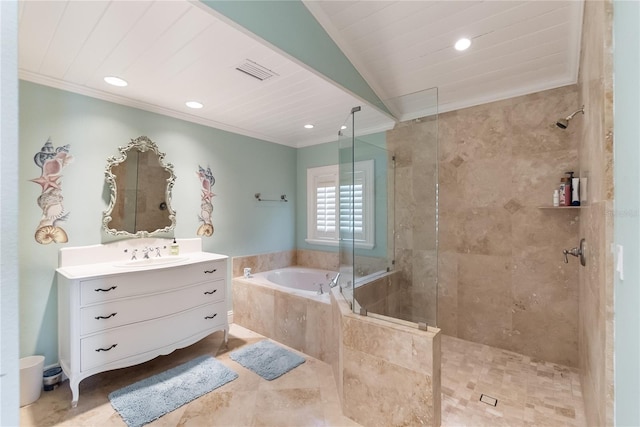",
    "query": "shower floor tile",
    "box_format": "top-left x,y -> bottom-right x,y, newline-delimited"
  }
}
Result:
441,334 -> 587,427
